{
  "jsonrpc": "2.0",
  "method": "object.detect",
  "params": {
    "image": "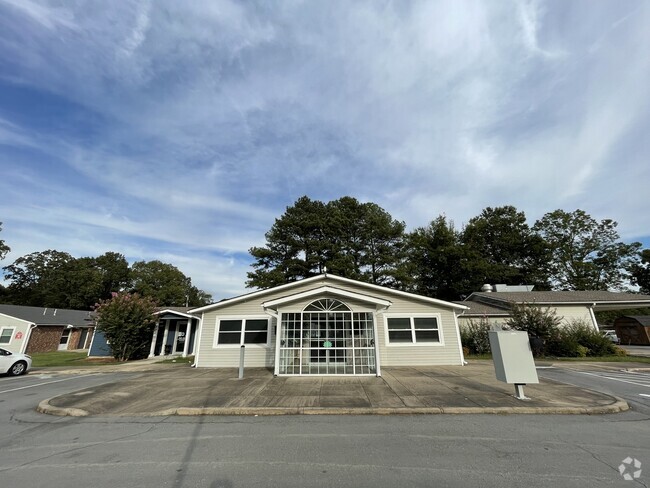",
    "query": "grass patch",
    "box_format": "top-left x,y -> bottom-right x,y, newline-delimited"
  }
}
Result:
160,355 -> 195,364
30,351 -> 116,368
